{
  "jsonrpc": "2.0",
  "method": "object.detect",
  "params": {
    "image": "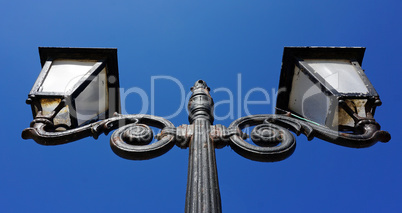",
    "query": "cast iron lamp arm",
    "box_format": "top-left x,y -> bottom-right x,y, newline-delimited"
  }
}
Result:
21,112 -> 177,160
266,114 -> 390,147
227,113 -> 390,162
